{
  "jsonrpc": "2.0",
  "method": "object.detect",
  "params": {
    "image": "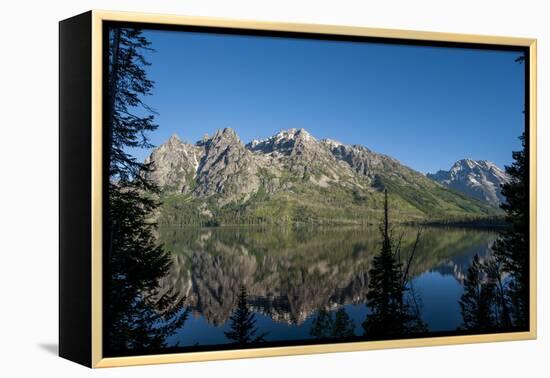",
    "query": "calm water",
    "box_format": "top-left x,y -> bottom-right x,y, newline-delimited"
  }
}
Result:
157,225 -> 497,347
